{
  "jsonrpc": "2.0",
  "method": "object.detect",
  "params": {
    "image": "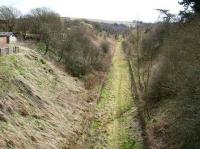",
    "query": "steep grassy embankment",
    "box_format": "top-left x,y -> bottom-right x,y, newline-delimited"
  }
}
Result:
0,47 -> 93,148
145,21 -> 200,149
87,42 -> 143,149
123,18 -> 200,149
